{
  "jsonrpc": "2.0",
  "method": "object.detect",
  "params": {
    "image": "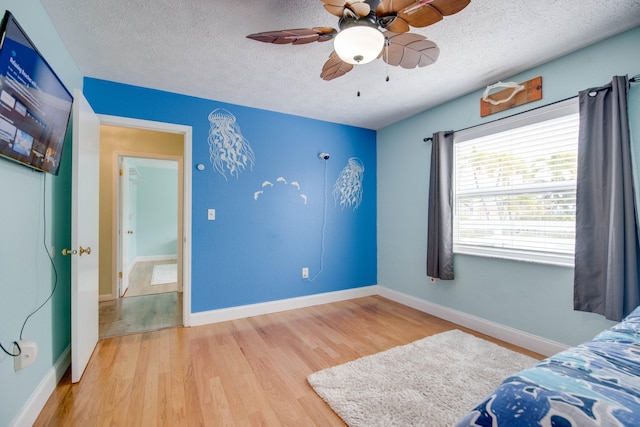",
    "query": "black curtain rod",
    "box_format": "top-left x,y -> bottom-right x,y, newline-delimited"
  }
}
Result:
423,94 -> 575,142
423,73 -> 640,143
